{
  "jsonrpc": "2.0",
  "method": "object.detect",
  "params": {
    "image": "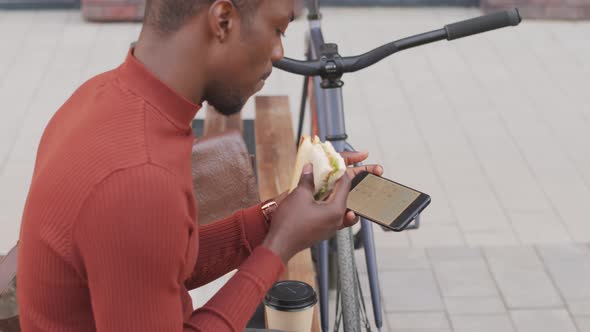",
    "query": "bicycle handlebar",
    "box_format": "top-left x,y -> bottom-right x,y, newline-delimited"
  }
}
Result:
274,8 -> 522,76
446,8 -> 521,40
